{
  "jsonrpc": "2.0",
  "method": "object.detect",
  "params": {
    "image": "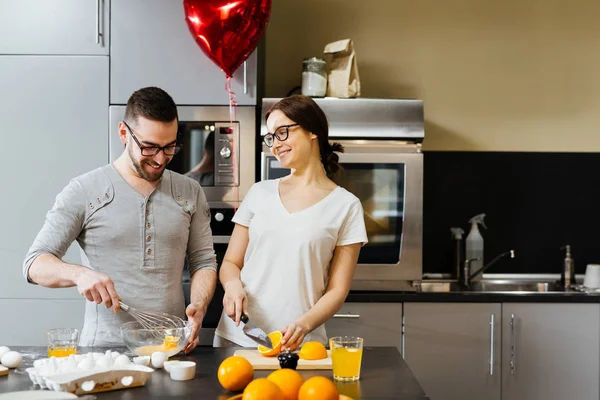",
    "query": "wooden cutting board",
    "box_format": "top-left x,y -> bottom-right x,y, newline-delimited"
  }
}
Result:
233,350 -> 332,370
